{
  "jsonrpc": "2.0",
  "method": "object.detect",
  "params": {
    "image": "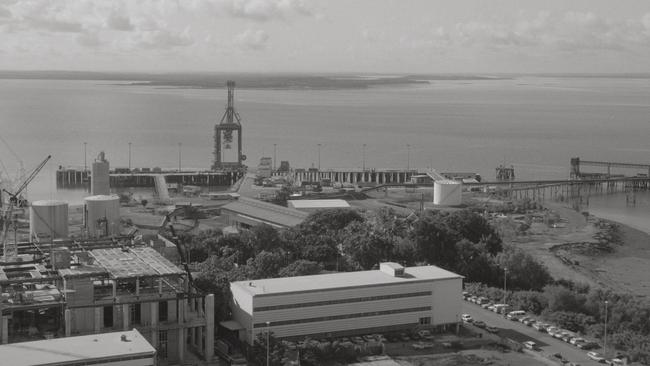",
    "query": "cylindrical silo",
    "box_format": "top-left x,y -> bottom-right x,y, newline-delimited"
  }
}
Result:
433,180 -> 463,206
30,200 -> 69,239
84,194 -> 120,237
